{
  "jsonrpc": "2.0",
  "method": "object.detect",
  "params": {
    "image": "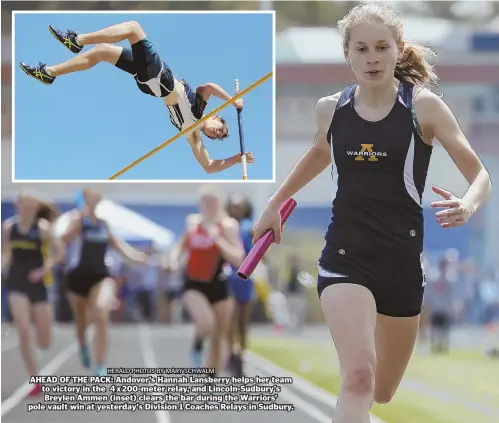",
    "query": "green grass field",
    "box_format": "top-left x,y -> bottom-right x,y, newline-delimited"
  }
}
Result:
249,337 -> 499,423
